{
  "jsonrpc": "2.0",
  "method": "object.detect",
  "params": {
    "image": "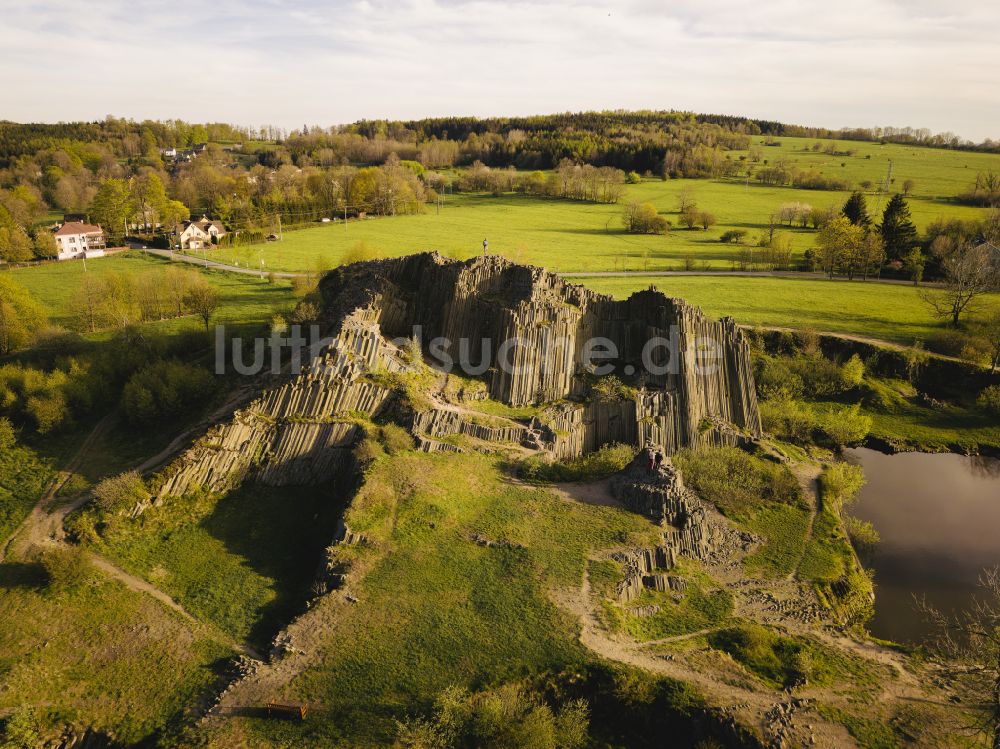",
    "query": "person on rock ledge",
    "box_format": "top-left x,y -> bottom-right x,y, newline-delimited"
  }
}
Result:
654,449 -> 664,471
646,448 -> 656,473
